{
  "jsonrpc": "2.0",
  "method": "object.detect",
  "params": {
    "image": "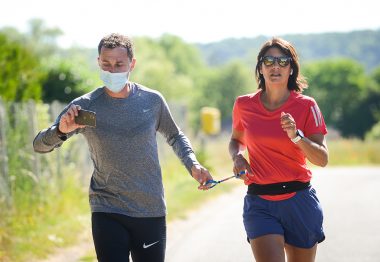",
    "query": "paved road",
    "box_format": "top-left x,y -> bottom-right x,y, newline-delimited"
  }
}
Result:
166,167 -> 380,262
